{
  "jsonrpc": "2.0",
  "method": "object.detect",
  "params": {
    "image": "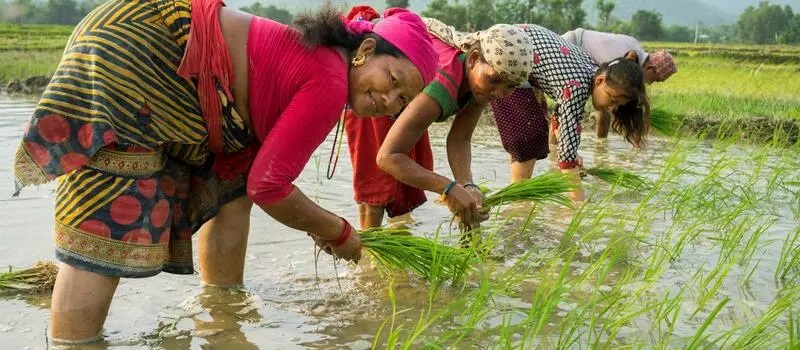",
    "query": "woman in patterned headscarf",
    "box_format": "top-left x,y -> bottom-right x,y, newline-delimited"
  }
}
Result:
368,18 -> 535,233
491,24 -> 650,203
379,21 -> 651,233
